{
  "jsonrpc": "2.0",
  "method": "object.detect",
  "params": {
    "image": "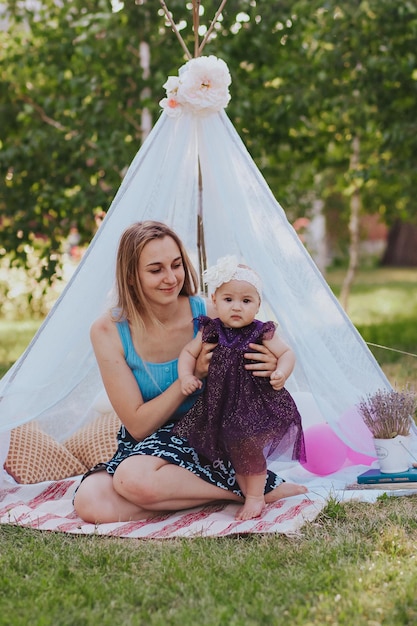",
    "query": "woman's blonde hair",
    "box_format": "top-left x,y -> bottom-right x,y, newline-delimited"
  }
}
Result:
114,221 -> 199,326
